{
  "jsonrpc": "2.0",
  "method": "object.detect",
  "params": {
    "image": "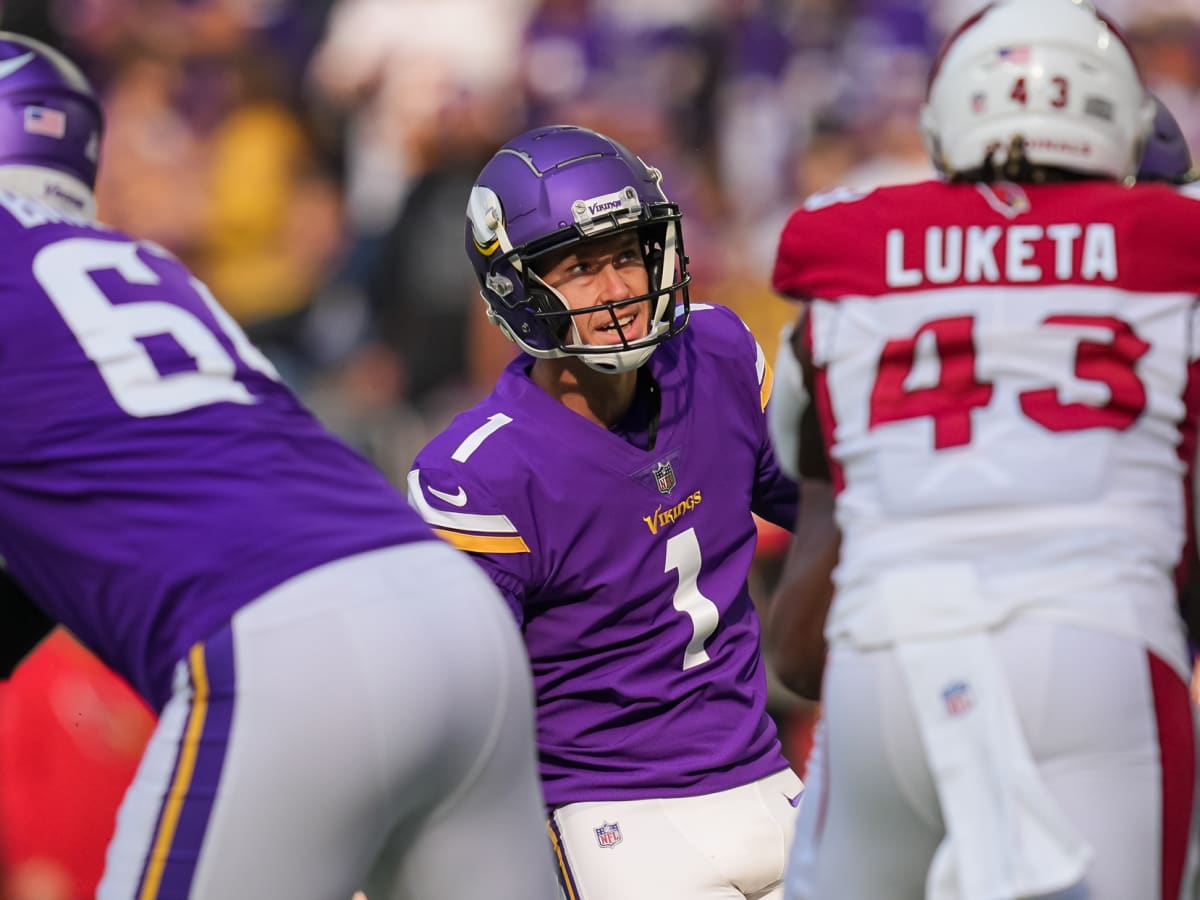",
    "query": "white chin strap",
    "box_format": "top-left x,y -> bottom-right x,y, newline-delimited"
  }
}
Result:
566,313 -> 668,374
488,304 -> 661,374
0,165 -> 96,219
580,342 -> 659,374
